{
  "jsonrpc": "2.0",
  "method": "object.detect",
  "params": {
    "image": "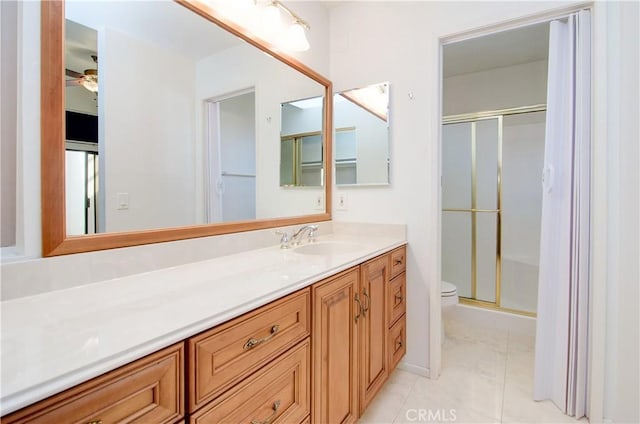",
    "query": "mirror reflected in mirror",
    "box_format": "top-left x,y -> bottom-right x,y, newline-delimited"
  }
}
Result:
280,96 -> 324,187
334,82 -> 390,186
62,0 -> 327,237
